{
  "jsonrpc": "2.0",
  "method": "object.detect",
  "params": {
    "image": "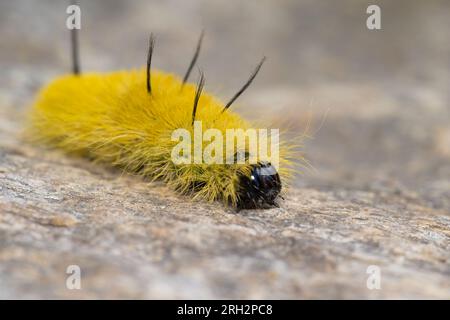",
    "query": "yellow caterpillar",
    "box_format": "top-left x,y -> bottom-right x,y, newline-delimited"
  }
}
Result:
28,32 -> 294,209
